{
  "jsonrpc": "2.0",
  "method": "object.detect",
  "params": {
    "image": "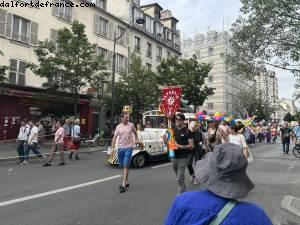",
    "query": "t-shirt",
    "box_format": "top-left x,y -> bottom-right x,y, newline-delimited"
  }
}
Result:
280,128 -> 292,140
28,126 -> 39,143
55,127 -> 65,143
293,126 -> 300,138
71,125 -> 81,139
229,134 -> 247,148
164,190 -> 273,225
63,124 -> 71,136
18,125 -> 30,141
114,122 -> 136,149
191,130 -> 203,152
174,127 -> 193,158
